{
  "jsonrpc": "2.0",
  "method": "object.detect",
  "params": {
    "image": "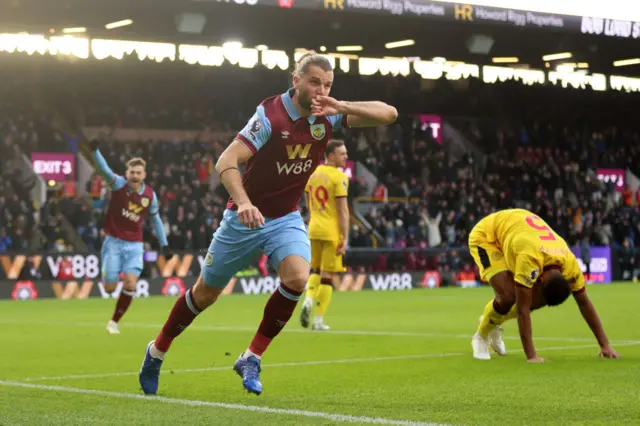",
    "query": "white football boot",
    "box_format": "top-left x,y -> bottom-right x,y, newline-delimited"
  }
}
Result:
488,326 -> 507,356
472,332 -> 491,360
300,298 -> 312,328
312,323 -> 330,331
106,320 -> 120,335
